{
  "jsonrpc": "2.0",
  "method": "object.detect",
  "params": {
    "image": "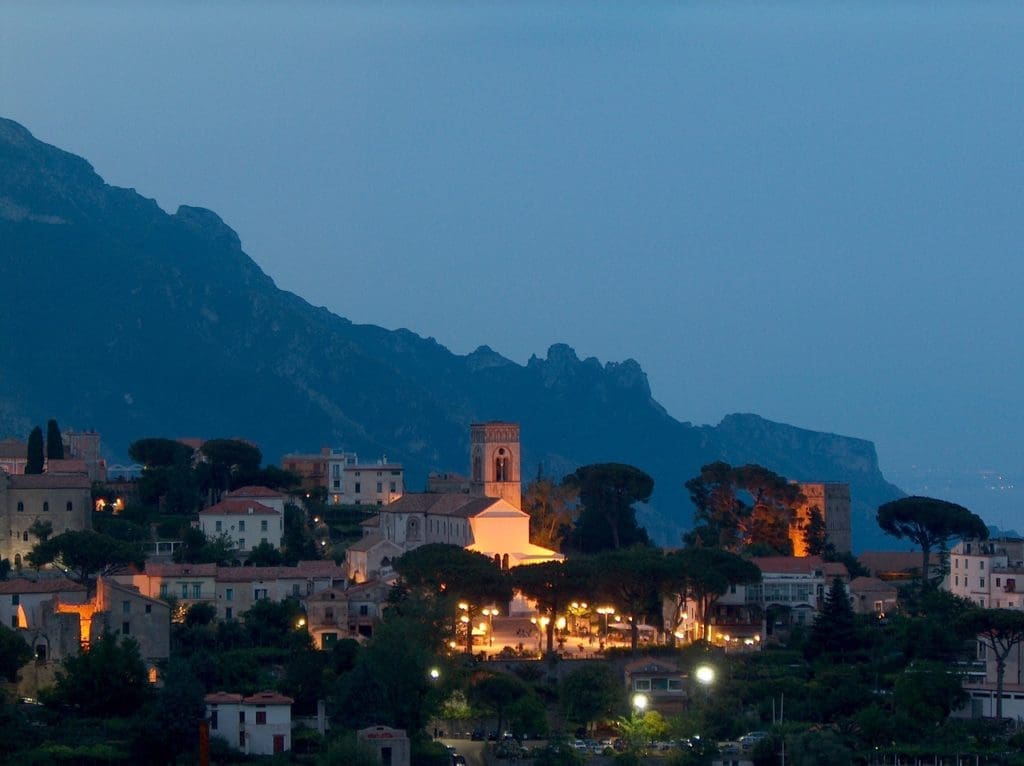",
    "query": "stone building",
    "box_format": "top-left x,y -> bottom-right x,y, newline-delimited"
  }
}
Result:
790,482 -> 852,556
206,691 -> 294,755
0,470 -> 92,566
